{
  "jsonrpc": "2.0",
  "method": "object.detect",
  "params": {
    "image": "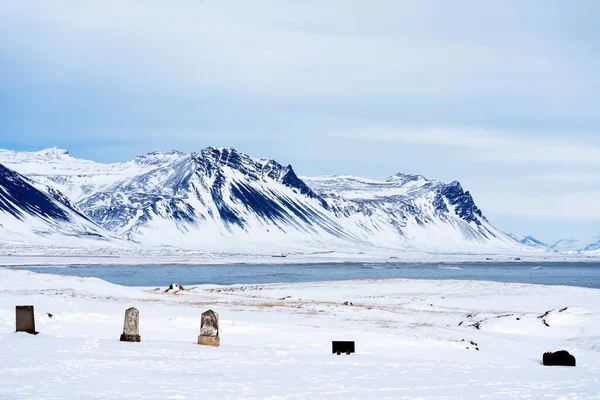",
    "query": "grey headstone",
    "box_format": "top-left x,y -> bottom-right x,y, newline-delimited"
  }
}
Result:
198,309 -> 220,346
120,307 -> 141,342
200,310 -> 219,337
16,305 -> 38,335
